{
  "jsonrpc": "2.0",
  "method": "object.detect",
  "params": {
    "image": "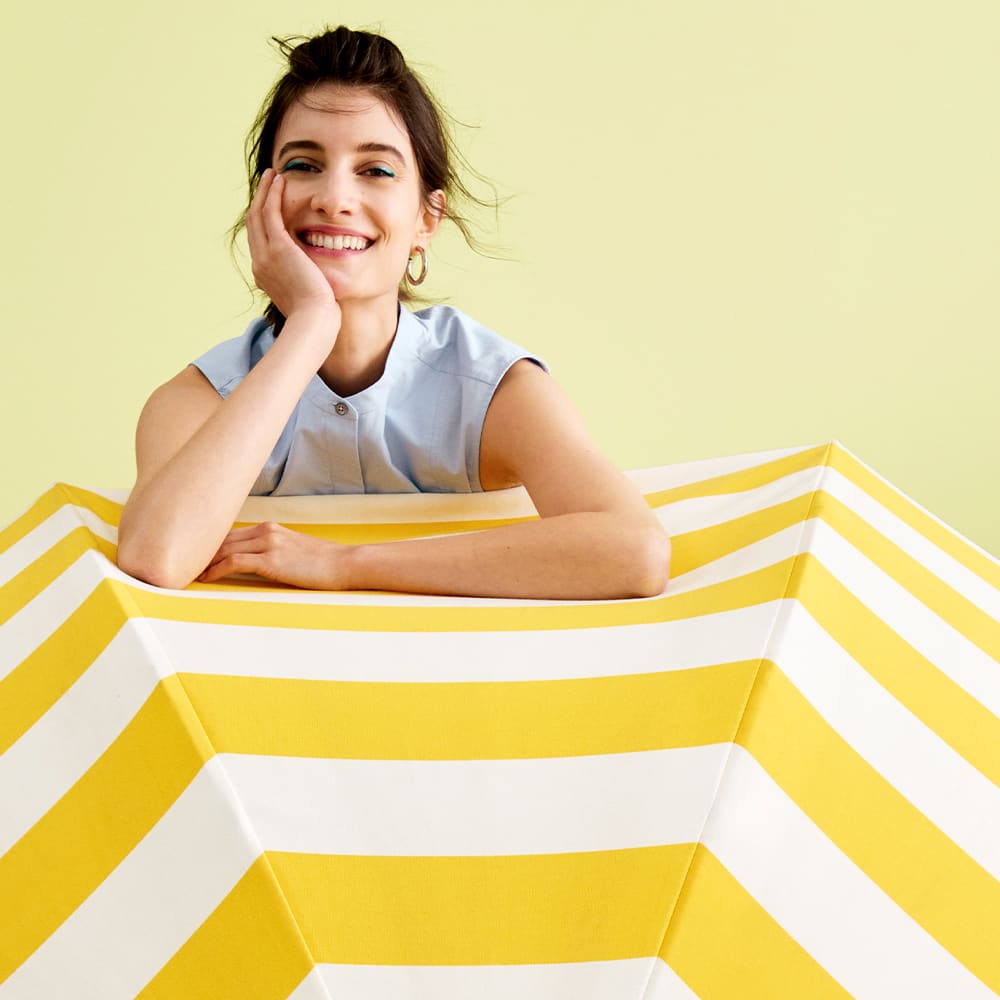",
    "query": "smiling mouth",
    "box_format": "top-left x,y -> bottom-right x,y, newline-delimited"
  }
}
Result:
302,232 -> 374,251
